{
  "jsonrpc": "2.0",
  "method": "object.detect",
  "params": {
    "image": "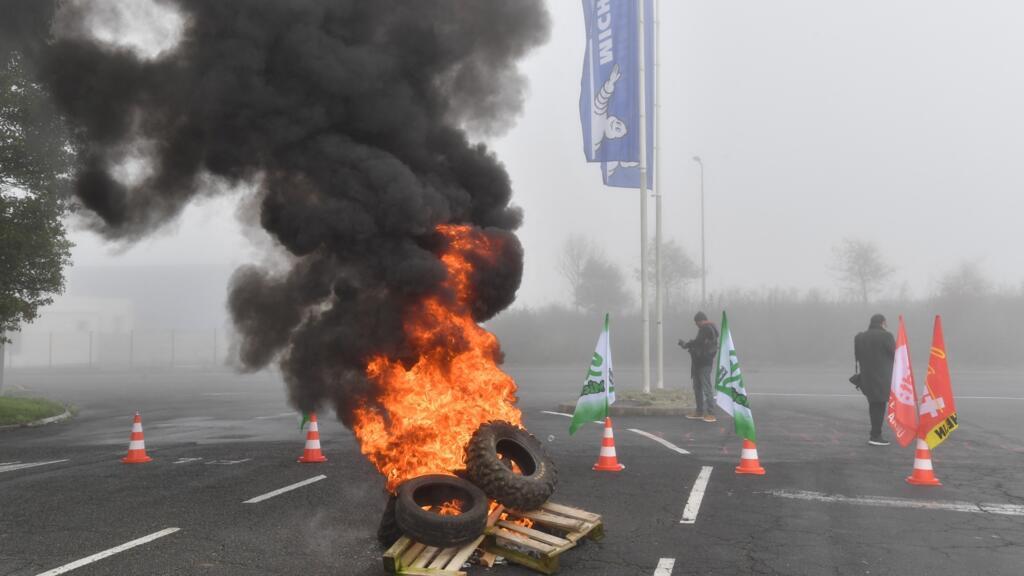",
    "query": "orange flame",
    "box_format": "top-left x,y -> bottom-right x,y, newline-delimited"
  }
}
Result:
423,499 -> 463,516
353,224 -> 521,492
